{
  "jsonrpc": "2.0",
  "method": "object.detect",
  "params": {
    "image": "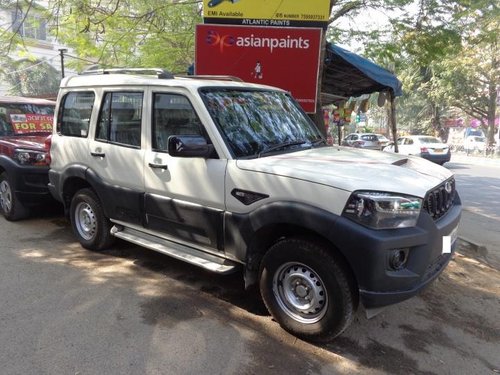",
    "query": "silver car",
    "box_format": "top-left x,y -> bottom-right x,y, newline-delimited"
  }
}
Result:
342,133 -> 382,150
